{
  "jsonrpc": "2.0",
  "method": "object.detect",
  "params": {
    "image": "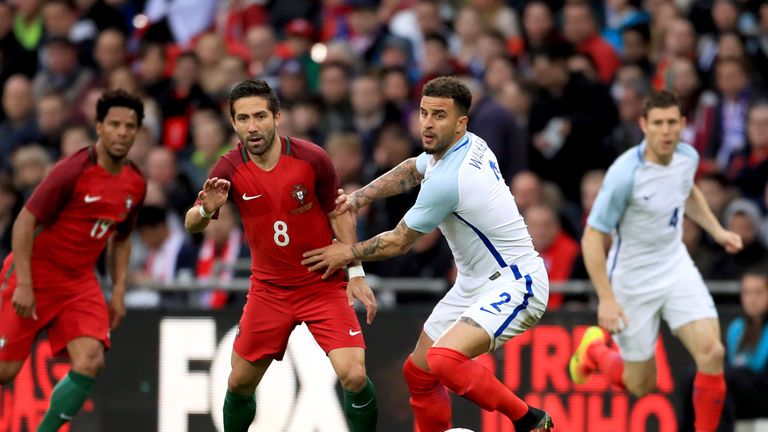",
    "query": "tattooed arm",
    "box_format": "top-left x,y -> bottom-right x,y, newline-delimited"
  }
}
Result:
346,158 -> 422,210
302,219 -> 425,277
